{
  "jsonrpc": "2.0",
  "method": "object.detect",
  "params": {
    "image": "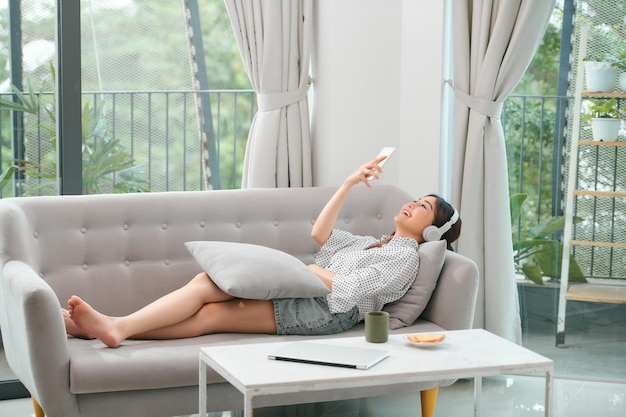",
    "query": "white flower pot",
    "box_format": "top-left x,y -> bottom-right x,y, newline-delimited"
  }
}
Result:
590,118 -> 621,141
585,61 -> 617,92
619,73 -> 626,92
